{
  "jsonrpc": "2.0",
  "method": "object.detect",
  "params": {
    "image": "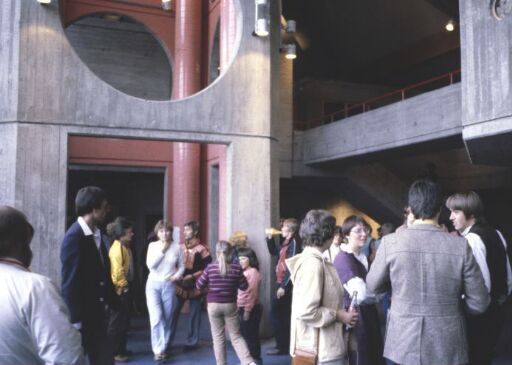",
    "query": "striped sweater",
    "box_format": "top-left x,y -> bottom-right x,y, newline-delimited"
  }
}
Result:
196,262 -> 248,303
